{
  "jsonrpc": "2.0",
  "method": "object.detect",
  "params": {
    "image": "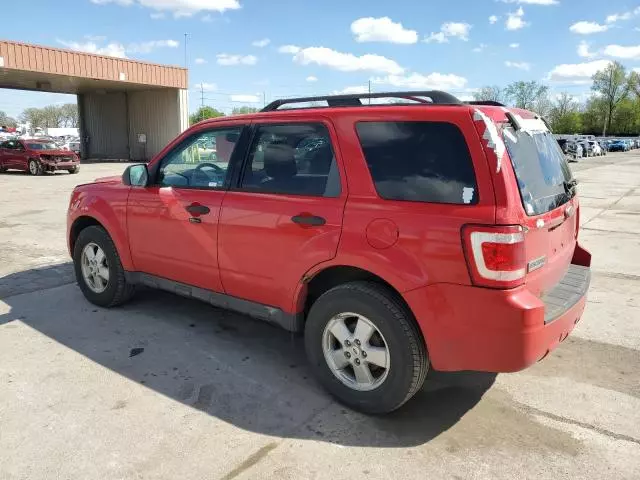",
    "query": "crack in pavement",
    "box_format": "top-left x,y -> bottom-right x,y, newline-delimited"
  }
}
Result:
516,403 -> 640,446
